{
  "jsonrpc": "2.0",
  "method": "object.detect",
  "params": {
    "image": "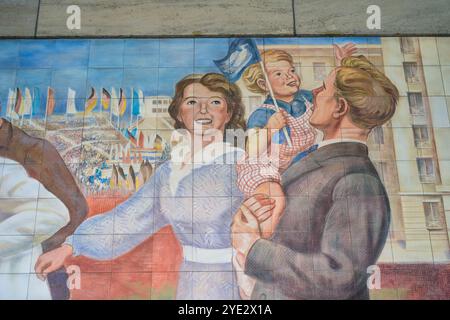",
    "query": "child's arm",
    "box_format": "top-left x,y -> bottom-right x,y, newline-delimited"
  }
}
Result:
246,109 -> 289,159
